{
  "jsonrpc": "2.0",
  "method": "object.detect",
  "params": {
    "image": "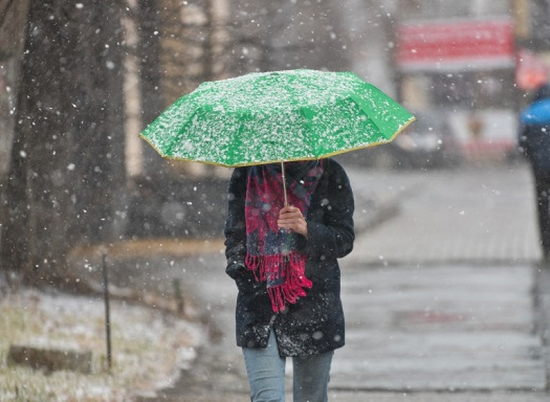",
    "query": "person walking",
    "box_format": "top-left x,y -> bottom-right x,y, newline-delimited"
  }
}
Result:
224,159 -> 355,402
519,83 -> 550,261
